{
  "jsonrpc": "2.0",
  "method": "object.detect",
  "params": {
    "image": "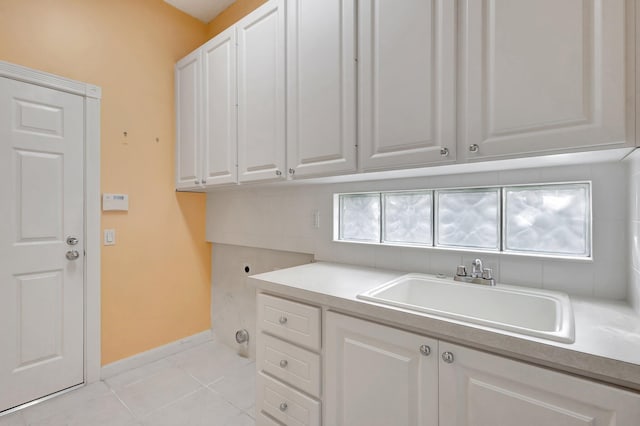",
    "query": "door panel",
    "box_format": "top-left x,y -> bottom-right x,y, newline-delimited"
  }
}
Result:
202,26 -> 238,186
286,0 -> 357,178
359,0 -> 456,171
0,77 -> 84,412
237,0 -> 286,183
175,50 -> 201,188
439,343 -> 640,426
325,312 -> 438,426
459,0 -> 629,160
